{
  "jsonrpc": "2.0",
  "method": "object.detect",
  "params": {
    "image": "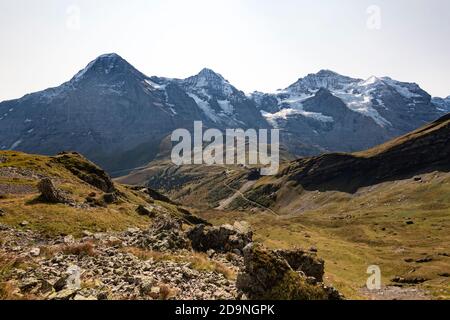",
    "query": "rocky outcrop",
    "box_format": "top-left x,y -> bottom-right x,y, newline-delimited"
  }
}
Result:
131,215 -> 191,251
53,152 -> 115,193
186,221 -> 253,255
280,113 -> 450,193
236,244 -> 343,300
136,205 -> 156,217
143,187 -> 175,204
274,249 -> 324,282
102,193 -> 118,204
